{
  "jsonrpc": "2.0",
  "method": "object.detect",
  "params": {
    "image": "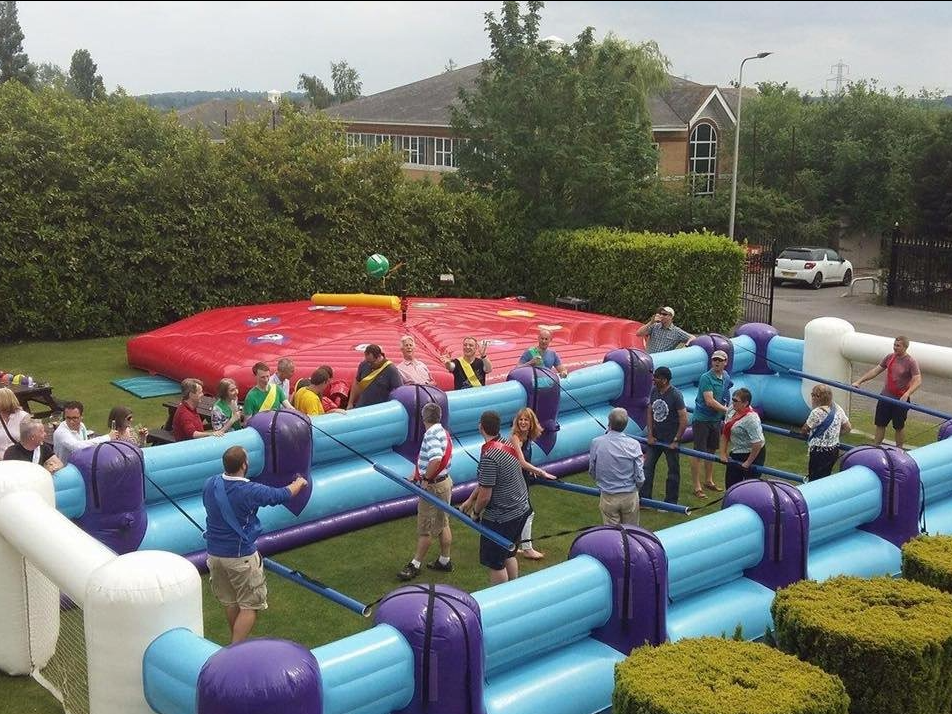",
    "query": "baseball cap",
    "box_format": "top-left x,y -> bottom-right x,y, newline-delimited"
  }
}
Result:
711,350 -> 728,361
659,306 -> 675,316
